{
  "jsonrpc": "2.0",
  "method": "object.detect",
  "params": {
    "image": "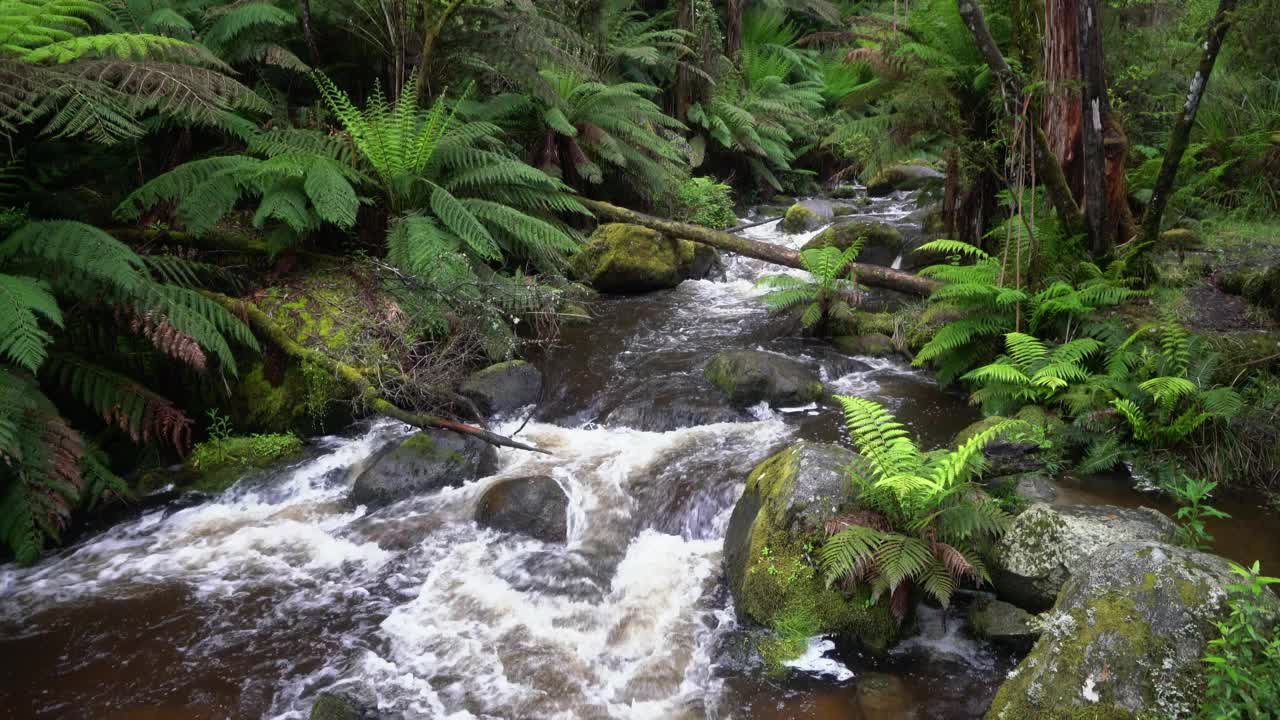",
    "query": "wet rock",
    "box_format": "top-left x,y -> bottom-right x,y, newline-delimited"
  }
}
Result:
953,415 -> 1045,476
350,430 -> 498,508
832,333 -> 894,357
309,692 -> 375,720
987,541 -> 1279,720
571,223 -> 716,293
476,475 -> 569,543
992,504 -> 1178,611
679,240 -> 723,281
460,360 -> 543,417
703,350 -> 824,408
1005,472 -> 1059,503
781,203 -> 823,234
724,442 -> 899,653
856,673 -> 915,717
968,597 -> 1038,650
802,221 -> 904,267
830,185 -> 860,199
866,165 -> 944,197
832,204 -> 858,217
561,301 -> 593,326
